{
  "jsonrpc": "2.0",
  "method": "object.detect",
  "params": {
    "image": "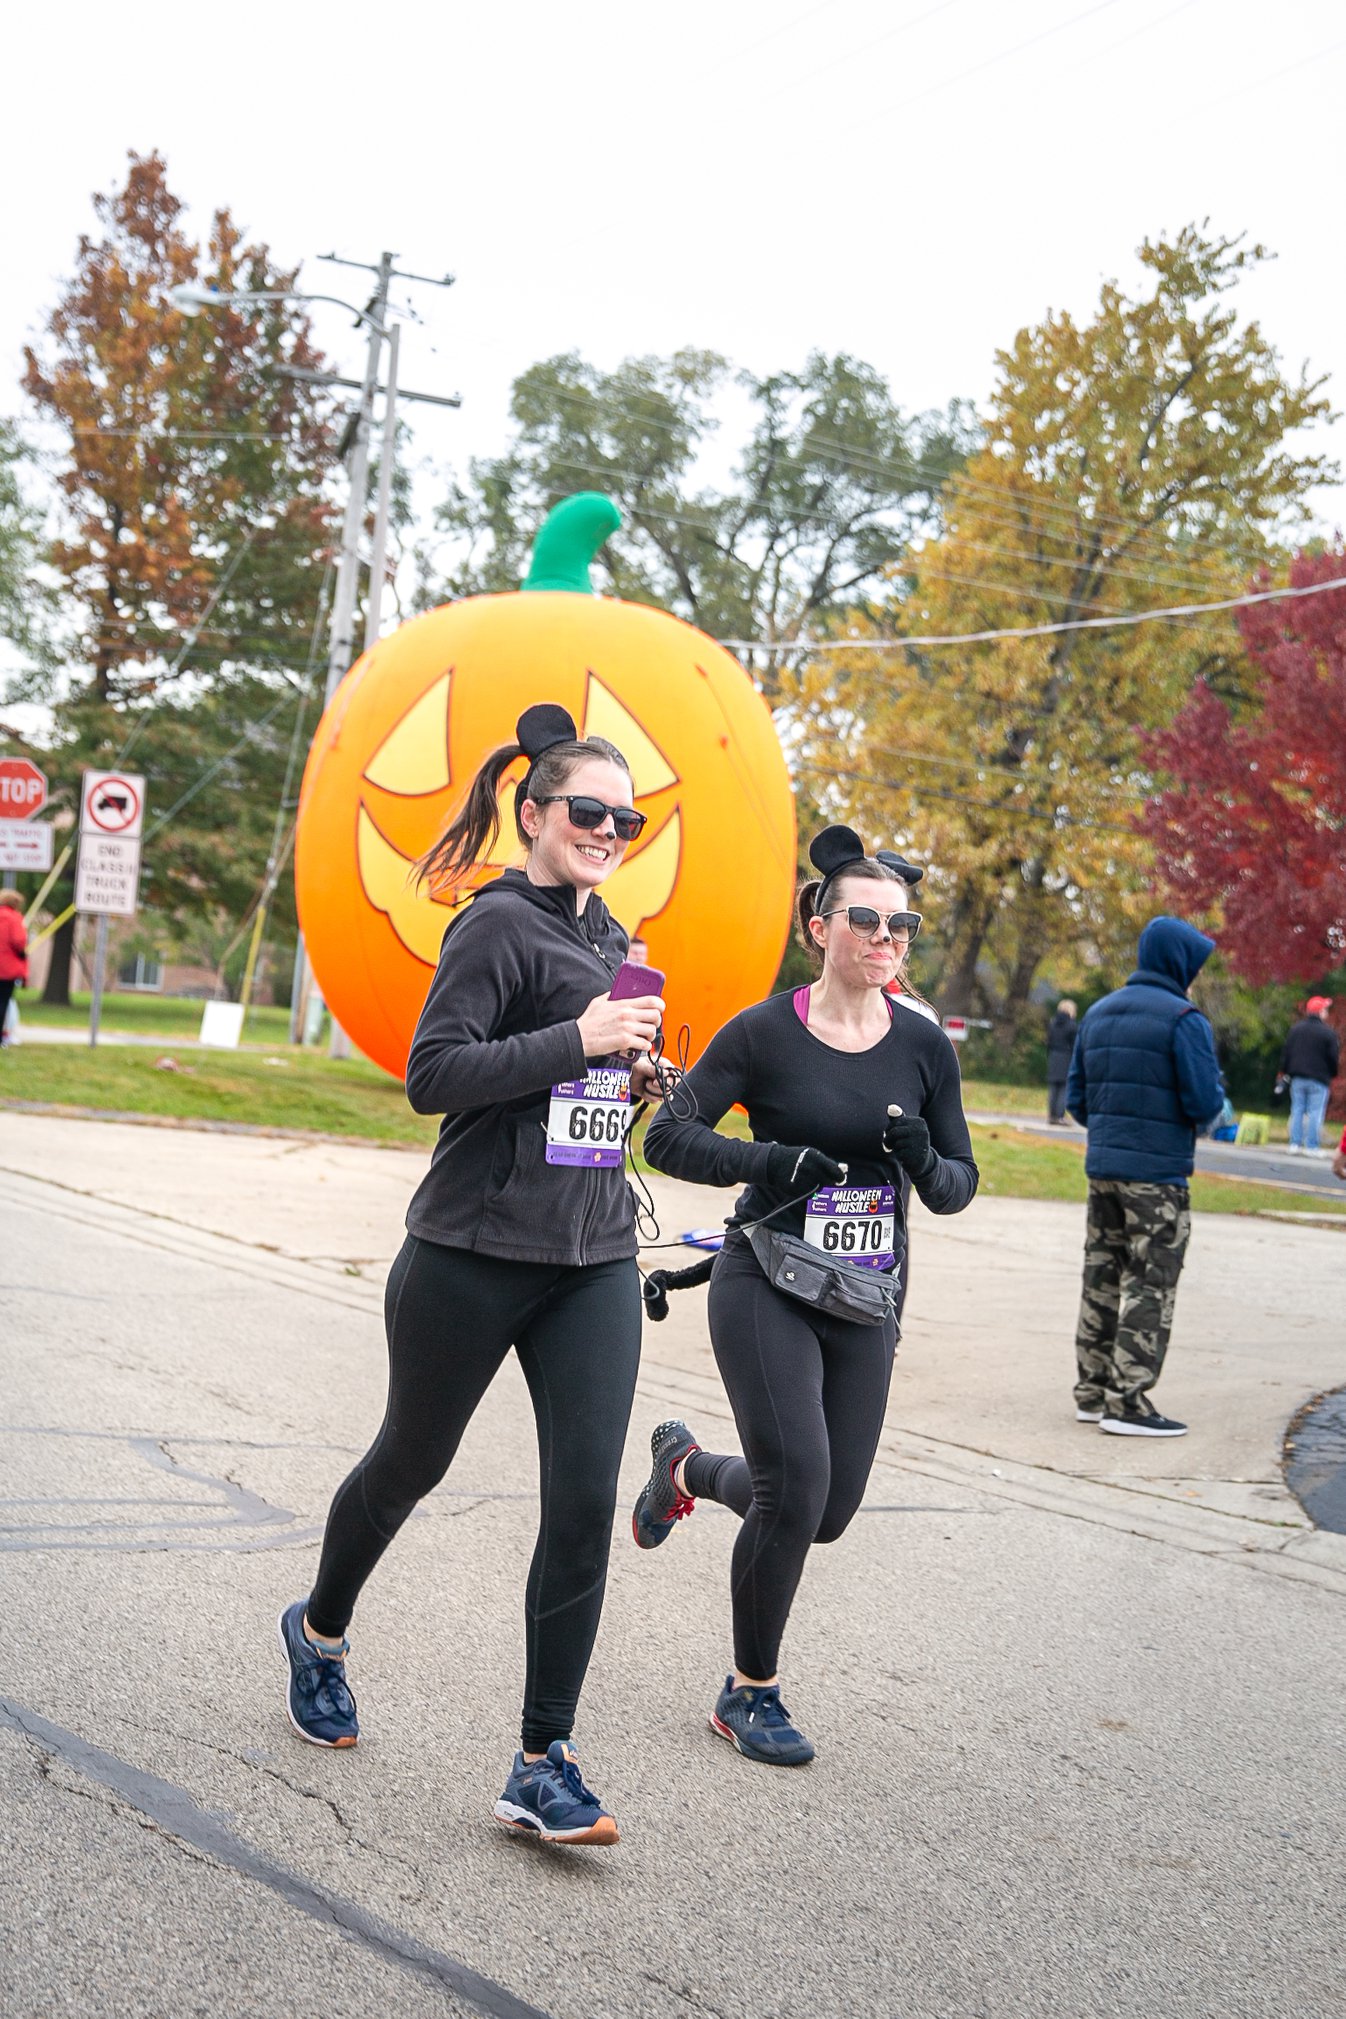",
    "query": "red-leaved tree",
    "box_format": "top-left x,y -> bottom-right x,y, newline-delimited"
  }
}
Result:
1142,550 -> 1346,986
